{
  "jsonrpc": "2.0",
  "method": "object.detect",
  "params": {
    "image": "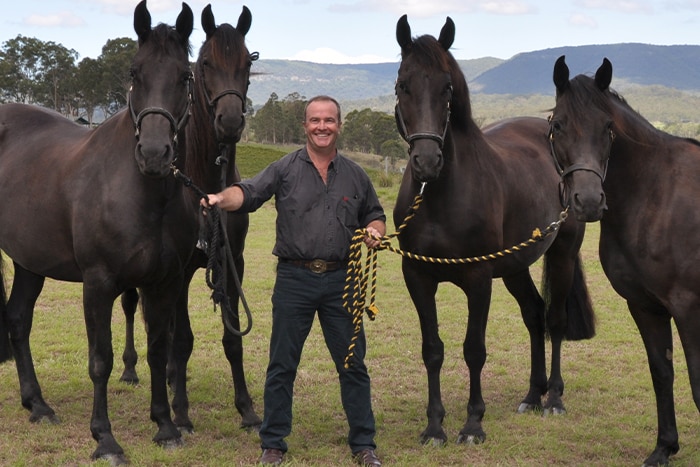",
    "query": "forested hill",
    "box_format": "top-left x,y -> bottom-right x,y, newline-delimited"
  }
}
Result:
247,43 -> 700,108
